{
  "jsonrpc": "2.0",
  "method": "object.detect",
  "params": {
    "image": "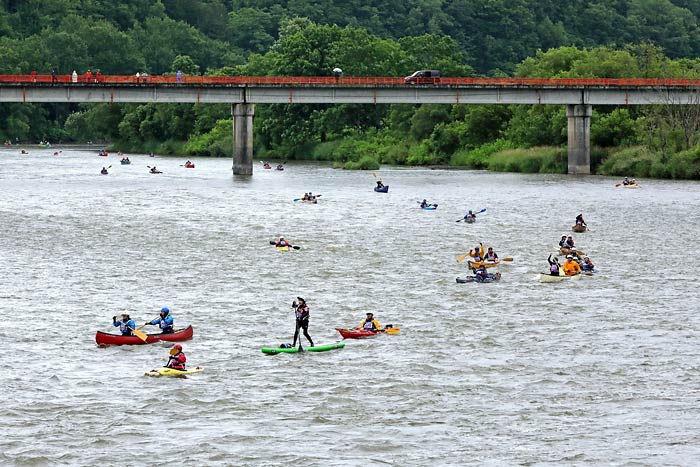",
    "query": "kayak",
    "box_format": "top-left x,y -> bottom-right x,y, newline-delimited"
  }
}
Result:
276,246 -> 289,252
335,327 -> 400,339
120,161 -> 131,165
464,217 -> 475,223
263,165 -> 272,170
457,272 -> 501,283
374,186 -> 389,193
467,260 -> 500,269
261,342 -> 345,354
95,325 -> 194,346
185,164 -> 195,169
145,367 -> 203,378
572,224 -> 586,233
623,184 -> 640,189
150,170 -> 162,174
421,206 -> 437,210
538,273 -> 582,283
